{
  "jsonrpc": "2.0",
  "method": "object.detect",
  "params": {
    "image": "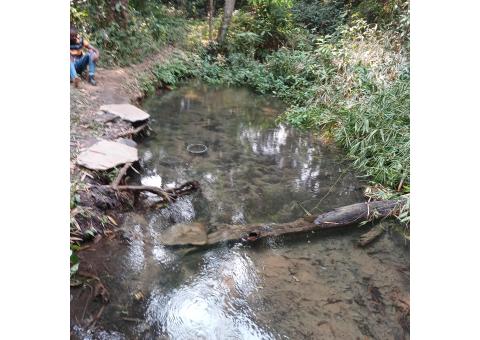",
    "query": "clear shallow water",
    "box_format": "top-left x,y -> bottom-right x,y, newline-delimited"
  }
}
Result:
71,84 -> 409,339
